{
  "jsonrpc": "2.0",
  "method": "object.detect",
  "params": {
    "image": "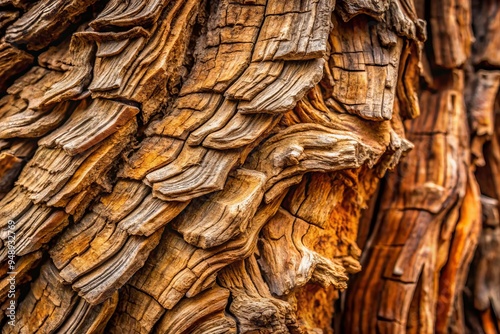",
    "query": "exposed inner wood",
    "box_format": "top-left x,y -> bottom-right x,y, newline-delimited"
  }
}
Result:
0,0 -> 497,333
